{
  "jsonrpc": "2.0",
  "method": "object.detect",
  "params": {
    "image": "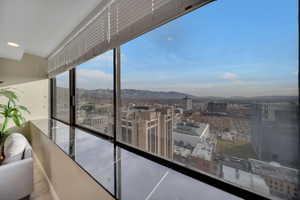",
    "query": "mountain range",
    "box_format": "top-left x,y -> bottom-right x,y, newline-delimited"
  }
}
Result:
75,88 -> 298,102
